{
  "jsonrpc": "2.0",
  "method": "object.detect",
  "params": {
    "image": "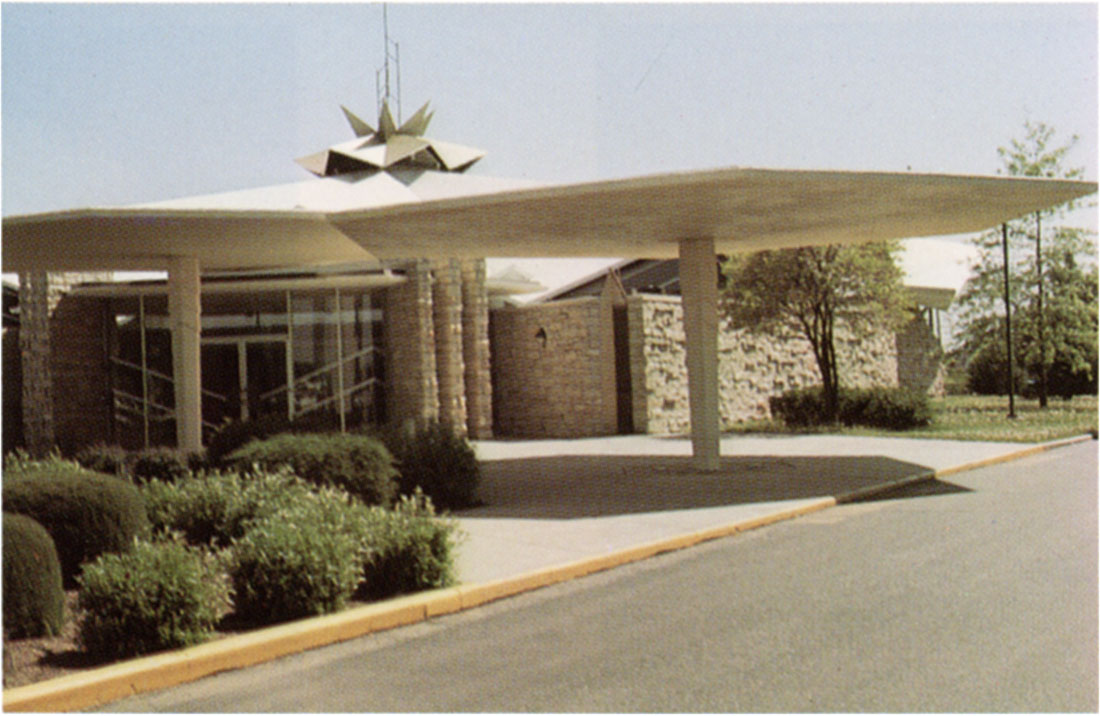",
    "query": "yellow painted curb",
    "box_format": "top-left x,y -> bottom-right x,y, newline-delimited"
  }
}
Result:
934,433 -> 1094,479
